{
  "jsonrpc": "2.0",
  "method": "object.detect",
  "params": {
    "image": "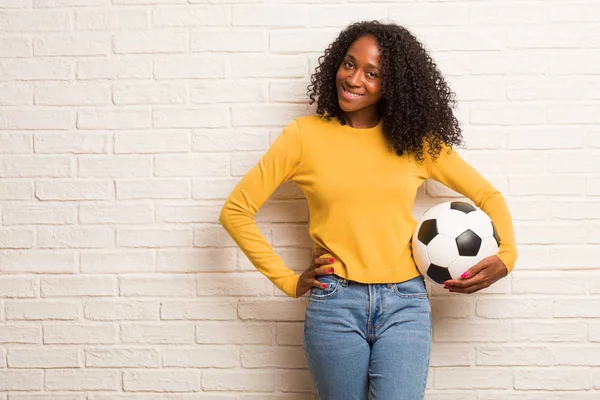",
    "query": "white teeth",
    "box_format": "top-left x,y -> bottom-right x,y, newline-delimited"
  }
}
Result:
344,87 -> 362,97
